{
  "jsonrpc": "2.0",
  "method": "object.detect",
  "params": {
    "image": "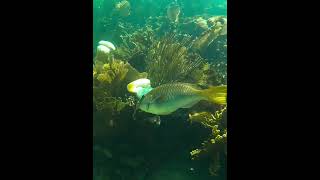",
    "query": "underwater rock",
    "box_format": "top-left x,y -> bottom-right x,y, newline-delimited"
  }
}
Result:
195,17 -> 209,31
179,16 -> 208,36
207,16 -> 227,29
192,16 -> 227,54
178,16 -> 225,38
